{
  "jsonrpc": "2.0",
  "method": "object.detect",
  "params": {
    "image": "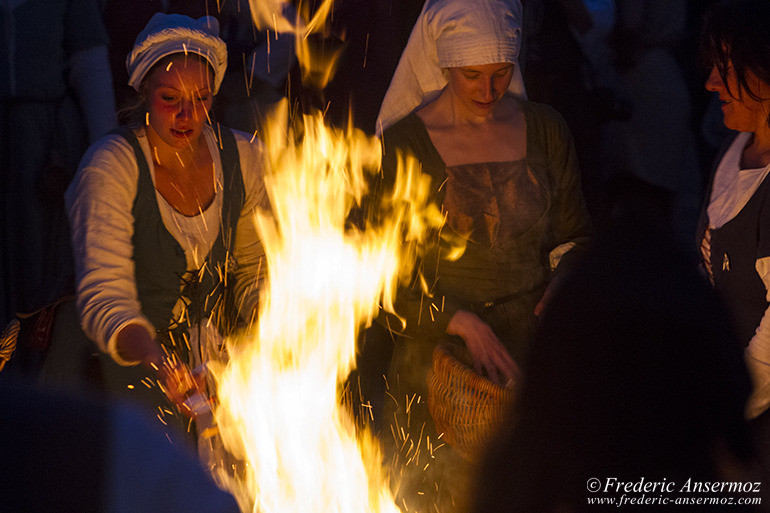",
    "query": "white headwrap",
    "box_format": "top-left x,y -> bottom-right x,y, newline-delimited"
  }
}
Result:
126,13 -> 228,94
376,0 -> 526,135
